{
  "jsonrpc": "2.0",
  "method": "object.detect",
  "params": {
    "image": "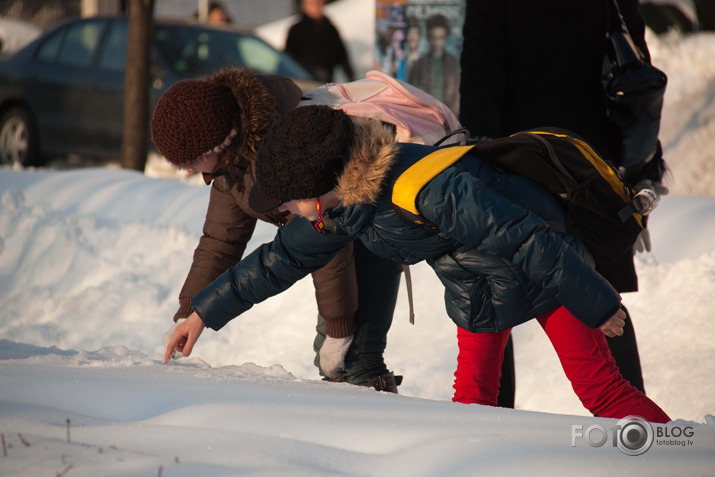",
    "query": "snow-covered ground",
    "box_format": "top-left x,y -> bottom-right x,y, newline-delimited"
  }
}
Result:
1,1 -> 714,475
